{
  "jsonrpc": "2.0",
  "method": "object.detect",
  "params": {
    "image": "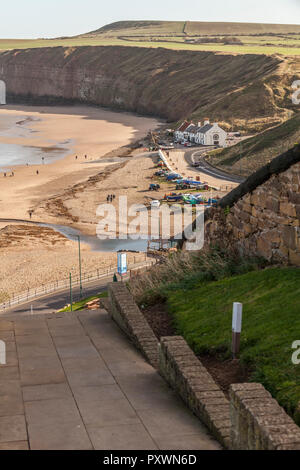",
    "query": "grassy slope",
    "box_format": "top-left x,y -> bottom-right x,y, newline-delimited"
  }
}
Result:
166,267 -> 300,423
90,20 -> 300,36
207,113 -> 300,176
